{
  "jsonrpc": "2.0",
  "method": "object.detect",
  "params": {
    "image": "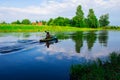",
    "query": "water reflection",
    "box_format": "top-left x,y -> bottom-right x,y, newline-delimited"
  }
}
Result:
71,31 -> 83,53
98,30 -> 108,47
45,40 -> 58,48
0,31 -> 109,55
37,30 -> 109,61
85,31 -> 97,50
56,32 -> 69,40
22,32 -> 31,38
64,31 -> 109,53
